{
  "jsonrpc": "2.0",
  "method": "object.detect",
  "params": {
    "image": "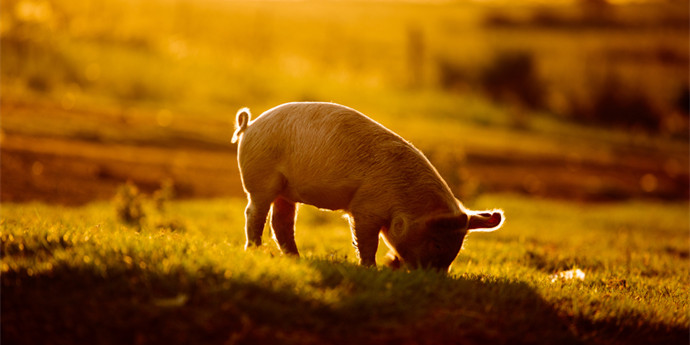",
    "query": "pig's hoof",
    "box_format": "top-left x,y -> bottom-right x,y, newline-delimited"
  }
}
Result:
383,254 -> 402,270
244,242 -> 262,251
